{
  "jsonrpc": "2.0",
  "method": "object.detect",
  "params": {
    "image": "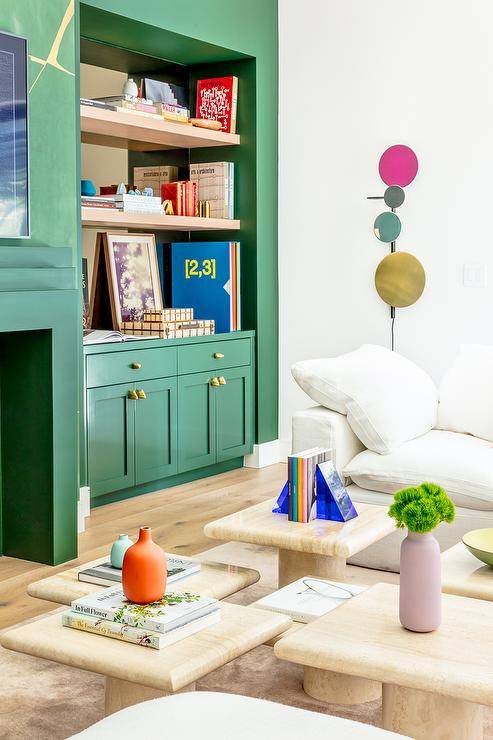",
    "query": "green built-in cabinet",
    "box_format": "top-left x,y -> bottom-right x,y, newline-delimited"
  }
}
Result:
85,332 -> 254,502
